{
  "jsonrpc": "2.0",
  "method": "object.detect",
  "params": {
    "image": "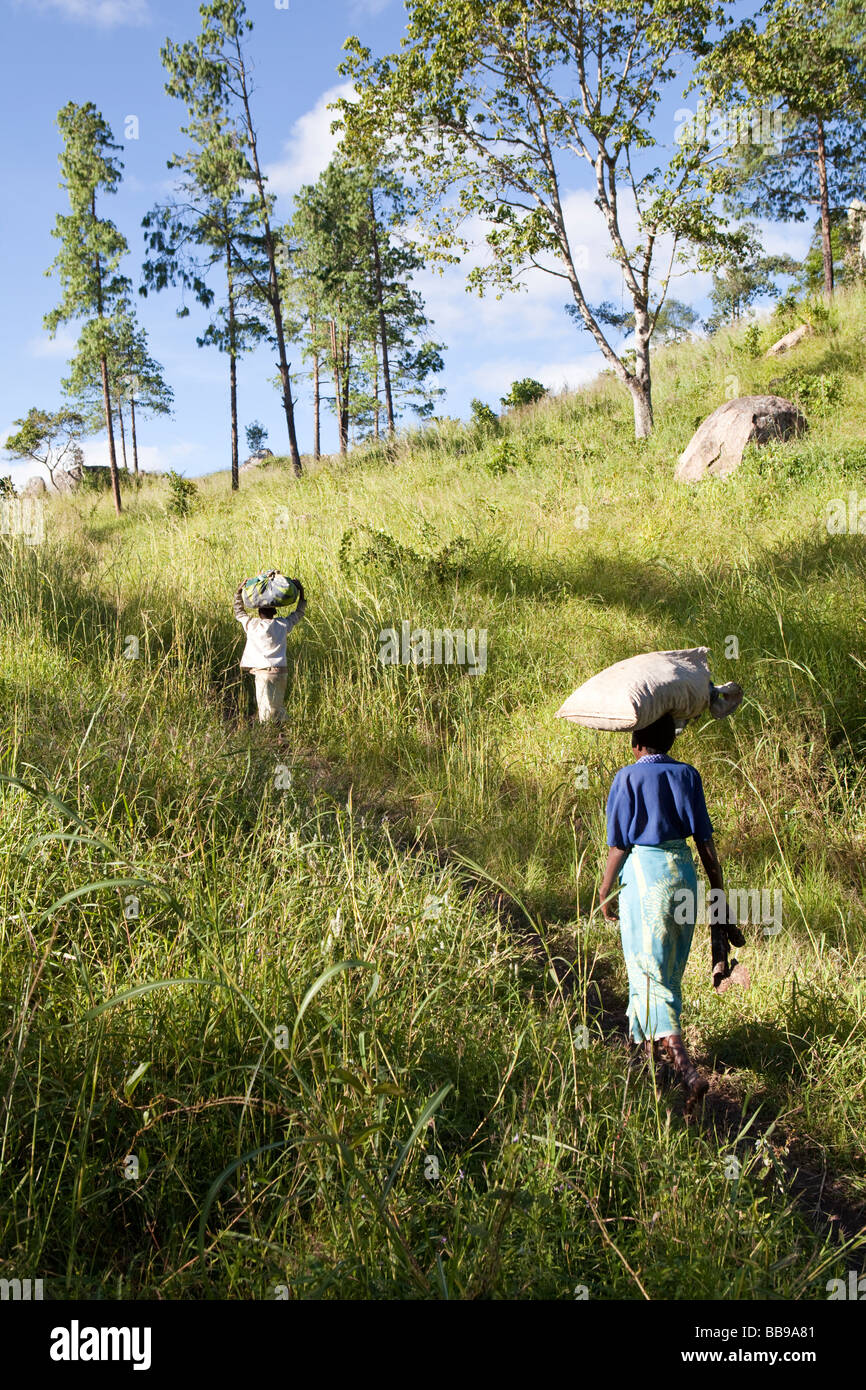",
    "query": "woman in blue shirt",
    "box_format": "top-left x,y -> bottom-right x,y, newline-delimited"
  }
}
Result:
598,712 -> 725,1111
